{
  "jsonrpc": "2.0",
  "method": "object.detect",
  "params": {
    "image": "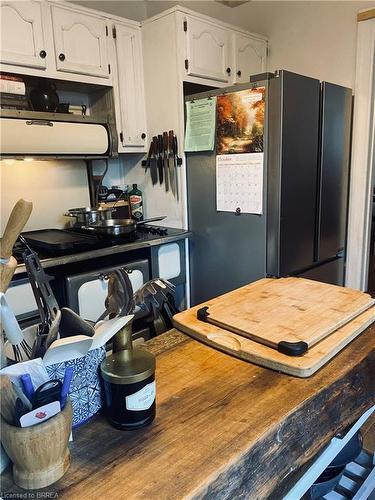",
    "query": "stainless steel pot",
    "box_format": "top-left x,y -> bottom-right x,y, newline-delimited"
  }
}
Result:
64,207 -> 115,227
86,216 -> 166,236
